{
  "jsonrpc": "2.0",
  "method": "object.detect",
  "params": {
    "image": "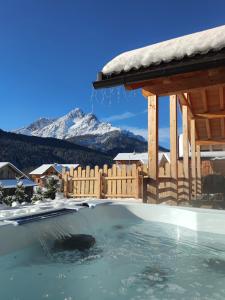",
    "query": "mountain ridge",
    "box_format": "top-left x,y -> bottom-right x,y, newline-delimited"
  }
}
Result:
0,129 -> 113,173
13,108 -> 168,155
14,108 -> 121,139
